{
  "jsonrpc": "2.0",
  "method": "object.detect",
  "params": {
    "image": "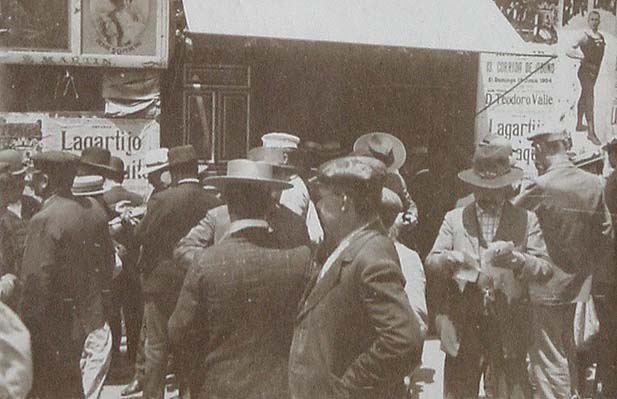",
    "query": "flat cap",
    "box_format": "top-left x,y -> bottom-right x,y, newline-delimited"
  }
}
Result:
31,151 -> 79,174
318,155 -> 386,184
527,125 -> 569,142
